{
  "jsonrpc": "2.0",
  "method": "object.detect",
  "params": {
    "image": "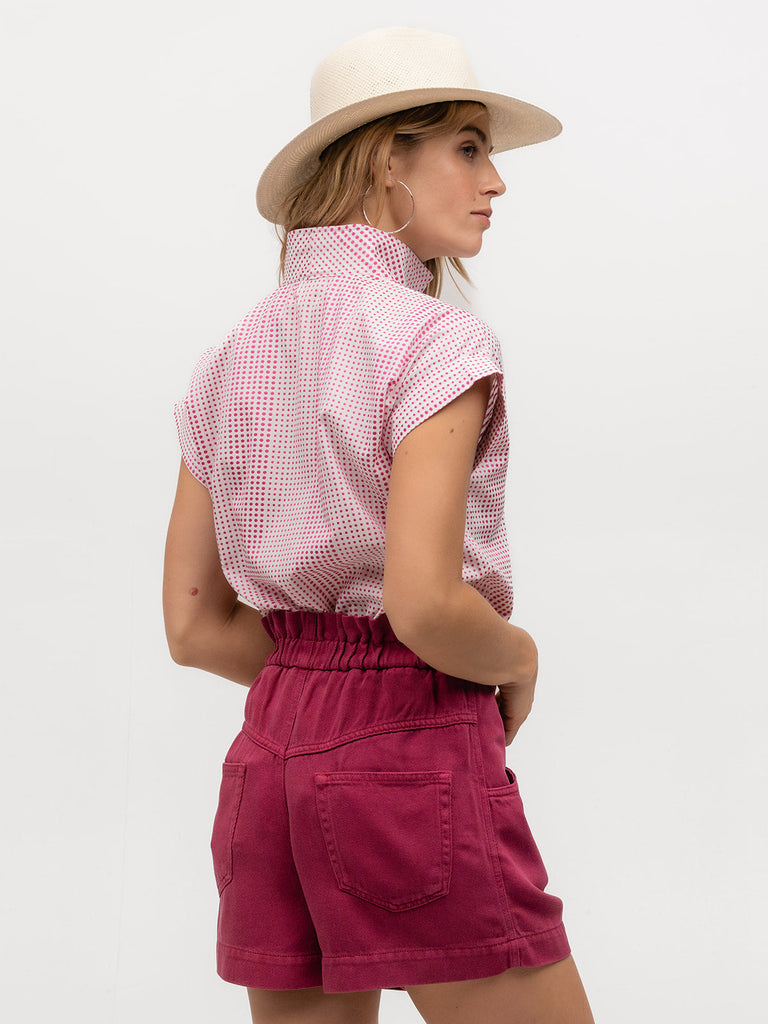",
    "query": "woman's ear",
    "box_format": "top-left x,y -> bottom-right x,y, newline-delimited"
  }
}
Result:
372,156 -> 395,190
385,146 -> 410,187
370,143 -> 397,188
